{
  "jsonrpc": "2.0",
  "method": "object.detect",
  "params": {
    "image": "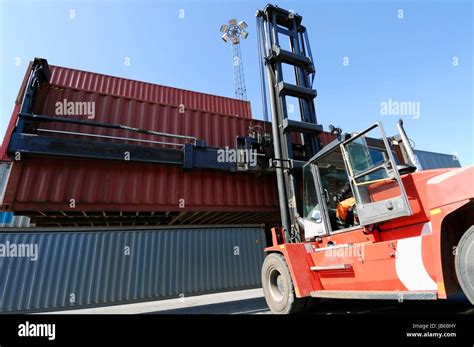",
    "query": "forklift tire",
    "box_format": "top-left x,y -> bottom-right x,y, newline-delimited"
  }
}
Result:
455,225 -> 474,304
262,253 -> 316,314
